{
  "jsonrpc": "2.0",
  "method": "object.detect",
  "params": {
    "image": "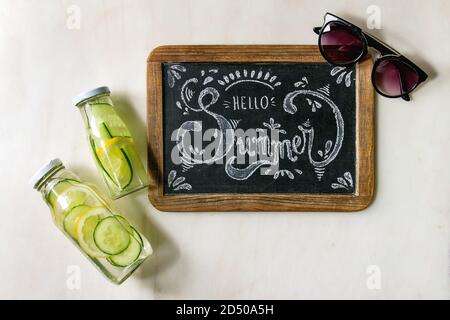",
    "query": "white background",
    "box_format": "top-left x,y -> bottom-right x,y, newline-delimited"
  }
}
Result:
0,0 -> 449,299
